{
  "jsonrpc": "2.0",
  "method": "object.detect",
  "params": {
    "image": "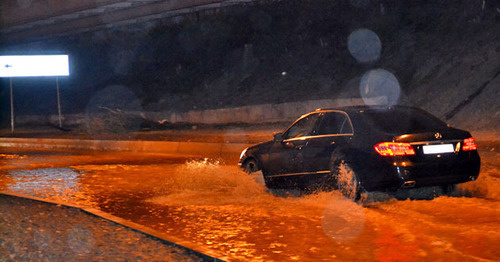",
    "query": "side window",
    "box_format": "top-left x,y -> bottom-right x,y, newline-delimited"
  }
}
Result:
285,114 -> 320,139
317,112 -> 353,135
